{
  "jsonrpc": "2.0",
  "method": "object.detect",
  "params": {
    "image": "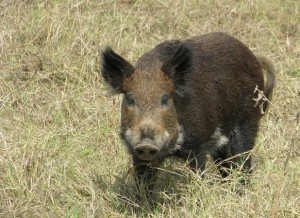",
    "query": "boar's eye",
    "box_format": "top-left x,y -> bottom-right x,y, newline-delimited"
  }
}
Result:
161,94 -> 170,107
125,95 -> 136,107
